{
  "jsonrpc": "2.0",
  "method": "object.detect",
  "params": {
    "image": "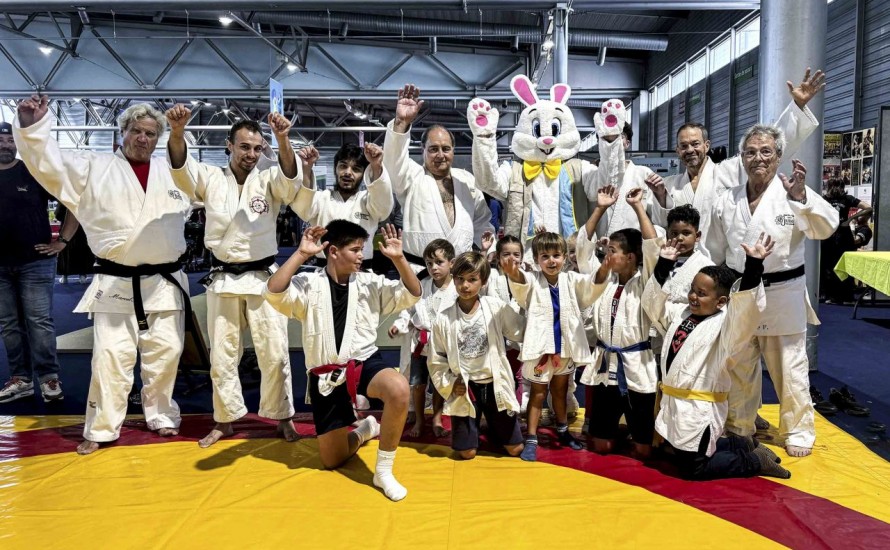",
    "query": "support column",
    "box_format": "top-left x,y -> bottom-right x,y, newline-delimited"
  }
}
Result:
553,3 -> 569,84
759,0 -> 827,369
